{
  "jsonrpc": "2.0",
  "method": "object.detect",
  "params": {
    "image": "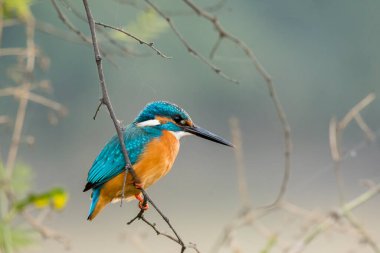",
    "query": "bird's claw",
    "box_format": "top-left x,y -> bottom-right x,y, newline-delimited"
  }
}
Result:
134,194 -> 149,210
138,202 -> 149,210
